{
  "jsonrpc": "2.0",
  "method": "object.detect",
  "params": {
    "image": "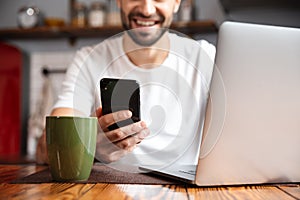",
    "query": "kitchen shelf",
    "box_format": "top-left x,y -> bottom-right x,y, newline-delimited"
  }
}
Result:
0,20 -> 217,40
